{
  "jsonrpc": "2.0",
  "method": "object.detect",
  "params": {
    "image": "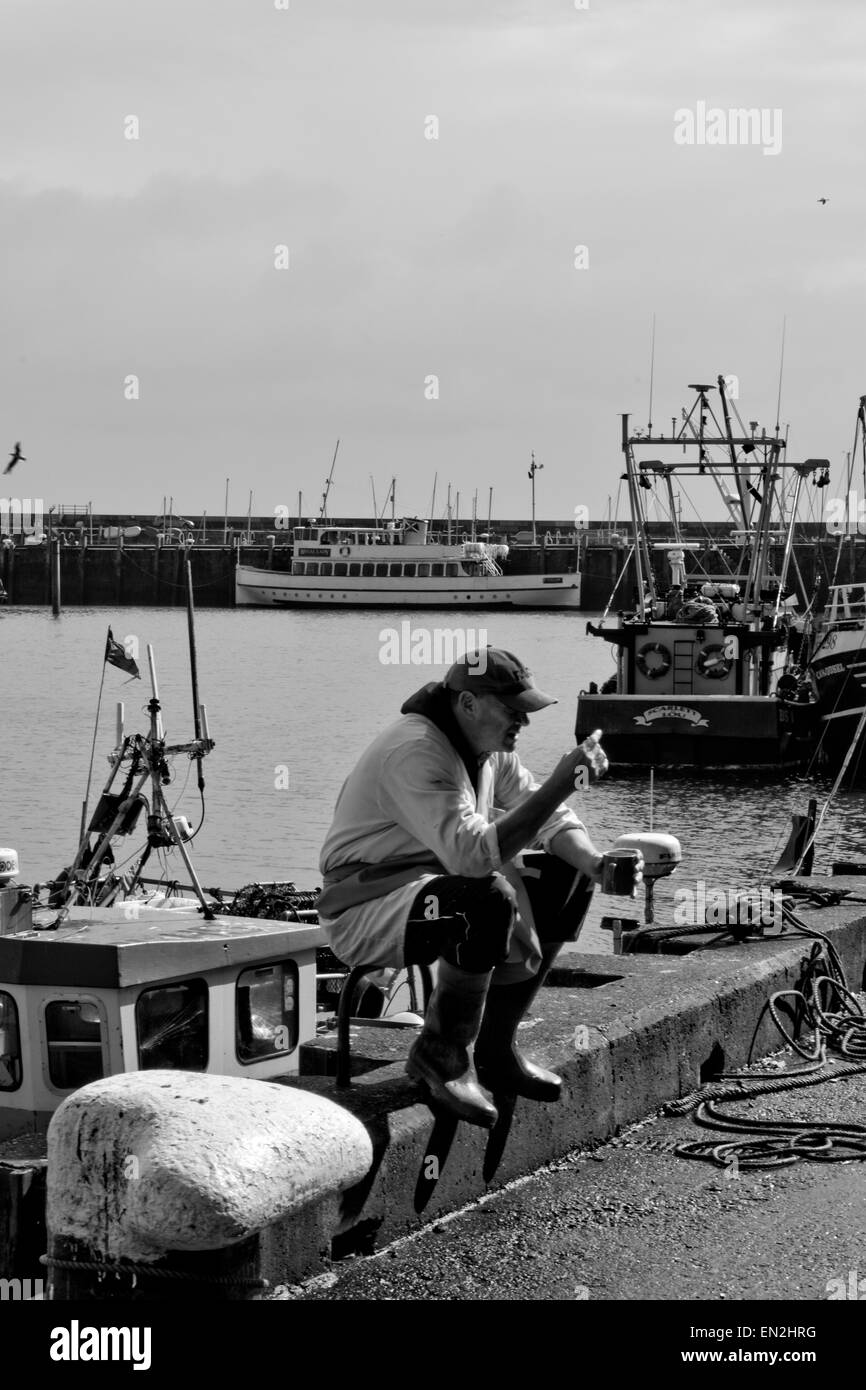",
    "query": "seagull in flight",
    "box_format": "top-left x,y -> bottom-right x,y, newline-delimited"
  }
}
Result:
818,197 -> 828,205
4,442 -> 25,474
